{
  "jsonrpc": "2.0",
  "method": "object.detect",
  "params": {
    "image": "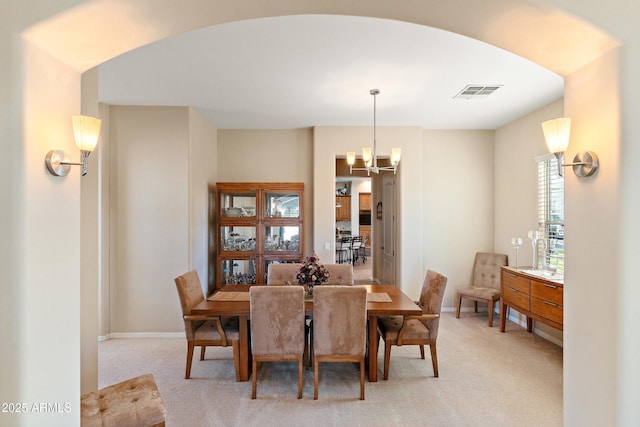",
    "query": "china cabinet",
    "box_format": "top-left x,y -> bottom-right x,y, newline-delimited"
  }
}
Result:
210,182 -> 304,289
